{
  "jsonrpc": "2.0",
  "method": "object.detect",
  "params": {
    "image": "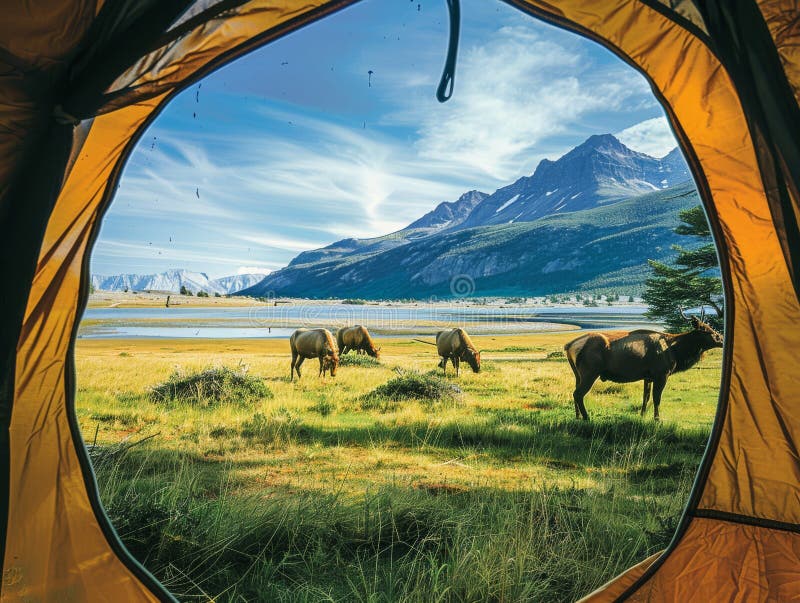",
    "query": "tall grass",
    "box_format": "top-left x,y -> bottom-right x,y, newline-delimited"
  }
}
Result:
97,433 -> 689,602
